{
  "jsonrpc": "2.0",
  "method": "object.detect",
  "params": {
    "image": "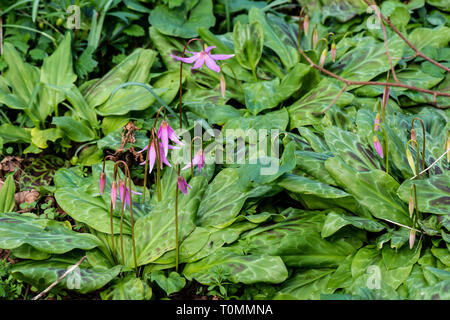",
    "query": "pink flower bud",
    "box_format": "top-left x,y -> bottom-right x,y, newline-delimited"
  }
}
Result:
312,27 -> 318,48
319,48 -> 328,67
303,15 -> 310,35
111,181 -> 117,210
373,136 -> 383,159
409,229 -> 416,249
374,113 -> 380,131
220,74 -> 226,98
99,172 -> 106,195
411,128 -> 416,142
331,42 -> 336,62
